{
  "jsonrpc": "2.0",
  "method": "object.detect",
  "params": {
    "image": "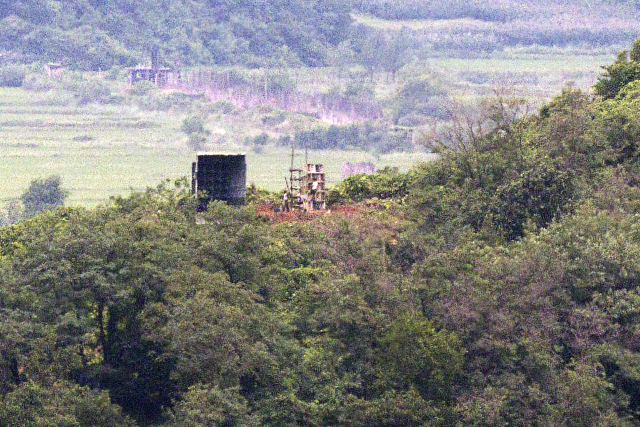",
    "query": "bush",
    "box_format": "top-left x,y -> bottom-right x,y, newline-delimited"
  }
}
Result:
595,40 -> 640,99
105,66 -> 125,81
265,72 -> 296,96
22,72 -> 56,91
262,113 -> 286,126
107,95 -> 126,105
491,159 -> 576,240
244,133 -> 271,147
212,100 -> 235,114
181,115 -> 211,151
0,64 -> 25,87
253,133 -> 269,146
139,92 -> 207,111
0,200 -> 23,226
289,124 -> 413,153
21,71 -> 113,105
40,91 -> 74,106
75,79 -> 112,105
330,167 -> 416,204
396,114 -> 426,127
394,79 -> 449,124
129,80 -> 157,96
20,175 -> 68,219
181,115 -> 209,135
